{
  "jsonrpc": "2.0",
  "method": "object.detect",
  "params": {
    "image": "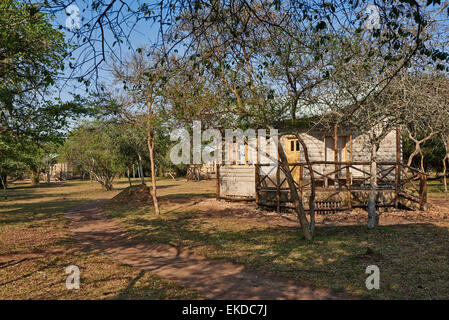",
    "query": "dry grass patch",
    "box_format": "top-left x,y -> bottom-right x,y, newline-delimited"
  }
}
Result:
0,179 -> 201,300
0,249 -> 200,300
